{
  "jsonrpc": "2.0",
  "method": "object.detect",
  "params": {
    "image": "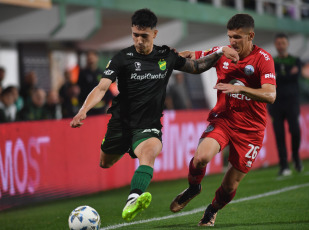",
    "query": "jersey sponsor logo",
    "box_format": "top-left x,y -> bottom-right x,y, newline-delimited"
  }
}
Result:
244,65 -> 255,76
135,62 -> 142,71
259,51 -> 270,61
229,80 -> 251,101
131,70 -> 168,81
104,69 -> 114,75
223,61 -> 229,69
230,93 -> 251,101
141,128 -> 160,135
158,59 -> 166,71
126,52 -> 133,56
264,73 -> 276,79
106,60 -> 111,68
